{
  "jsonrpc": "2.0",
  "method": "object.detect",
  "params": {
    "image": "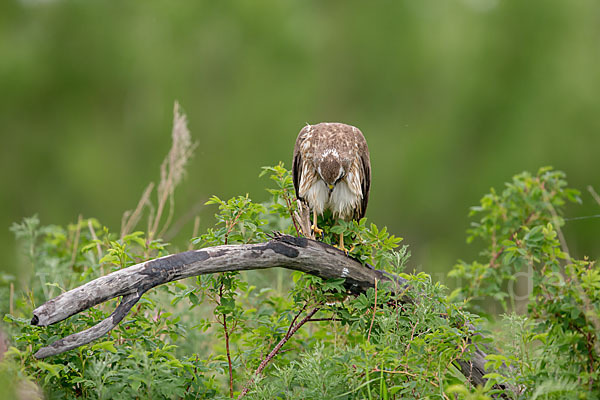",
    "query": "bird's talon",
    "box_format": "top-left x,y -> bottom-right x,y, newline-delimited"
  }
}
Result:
311,225 -> 324,236
334,244 -> 350,256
